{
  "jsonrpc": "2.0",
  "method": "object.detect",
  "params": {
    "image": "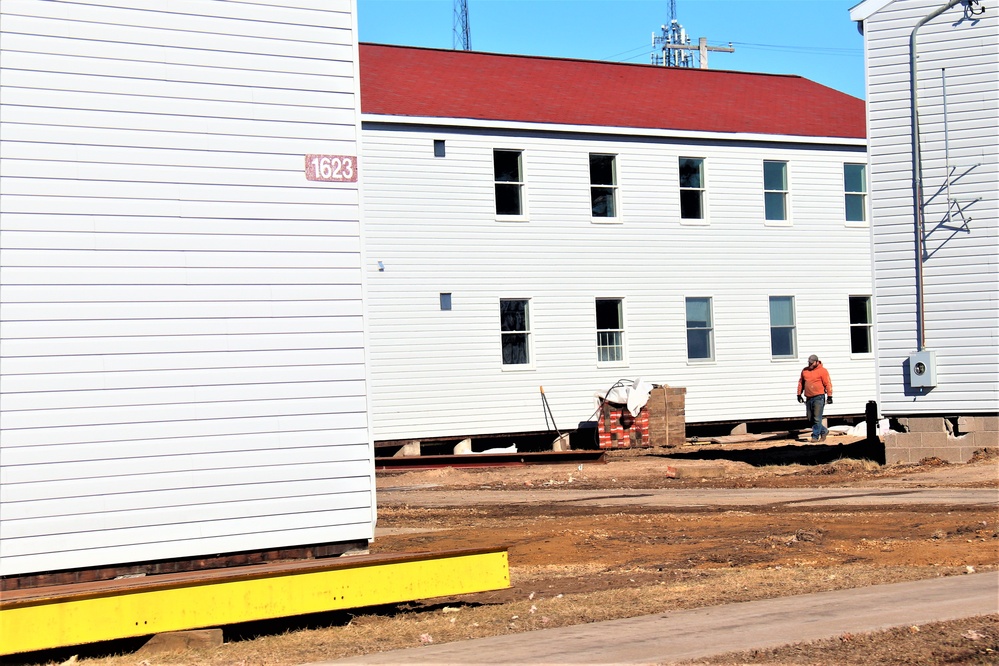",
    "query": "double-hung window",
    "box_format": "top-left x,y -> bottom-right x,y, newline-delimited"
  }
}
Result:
595,298 -> 625,363
769,296 -> 797,359
849,295 -> 873,354
764,160 -> 789,222
679,157 -> 705,220
685,297 -> 714,361
589,154 -> 618,219
500,299 -> 531,366
494,150 -> 524,217
844,163 -> 867,224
